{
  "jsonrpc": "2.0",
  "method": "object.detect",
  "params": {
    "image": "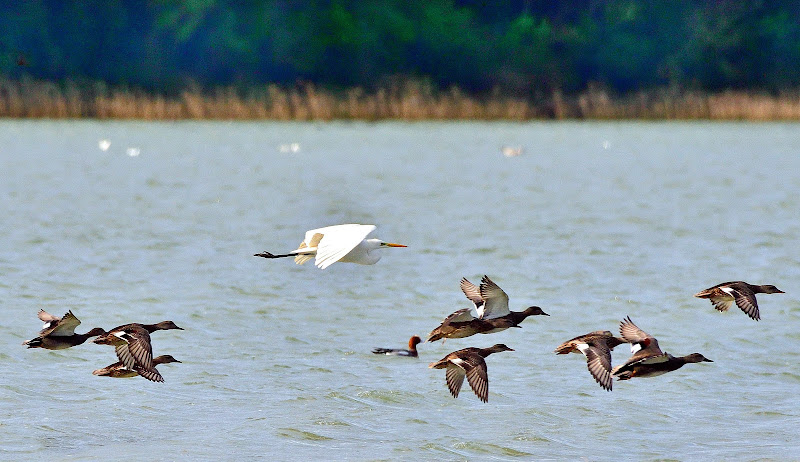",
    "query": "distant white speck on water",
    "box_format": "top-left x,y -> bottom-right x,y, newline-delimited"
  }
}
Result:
278,142 -> 300,153
501,145 -> 523,157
